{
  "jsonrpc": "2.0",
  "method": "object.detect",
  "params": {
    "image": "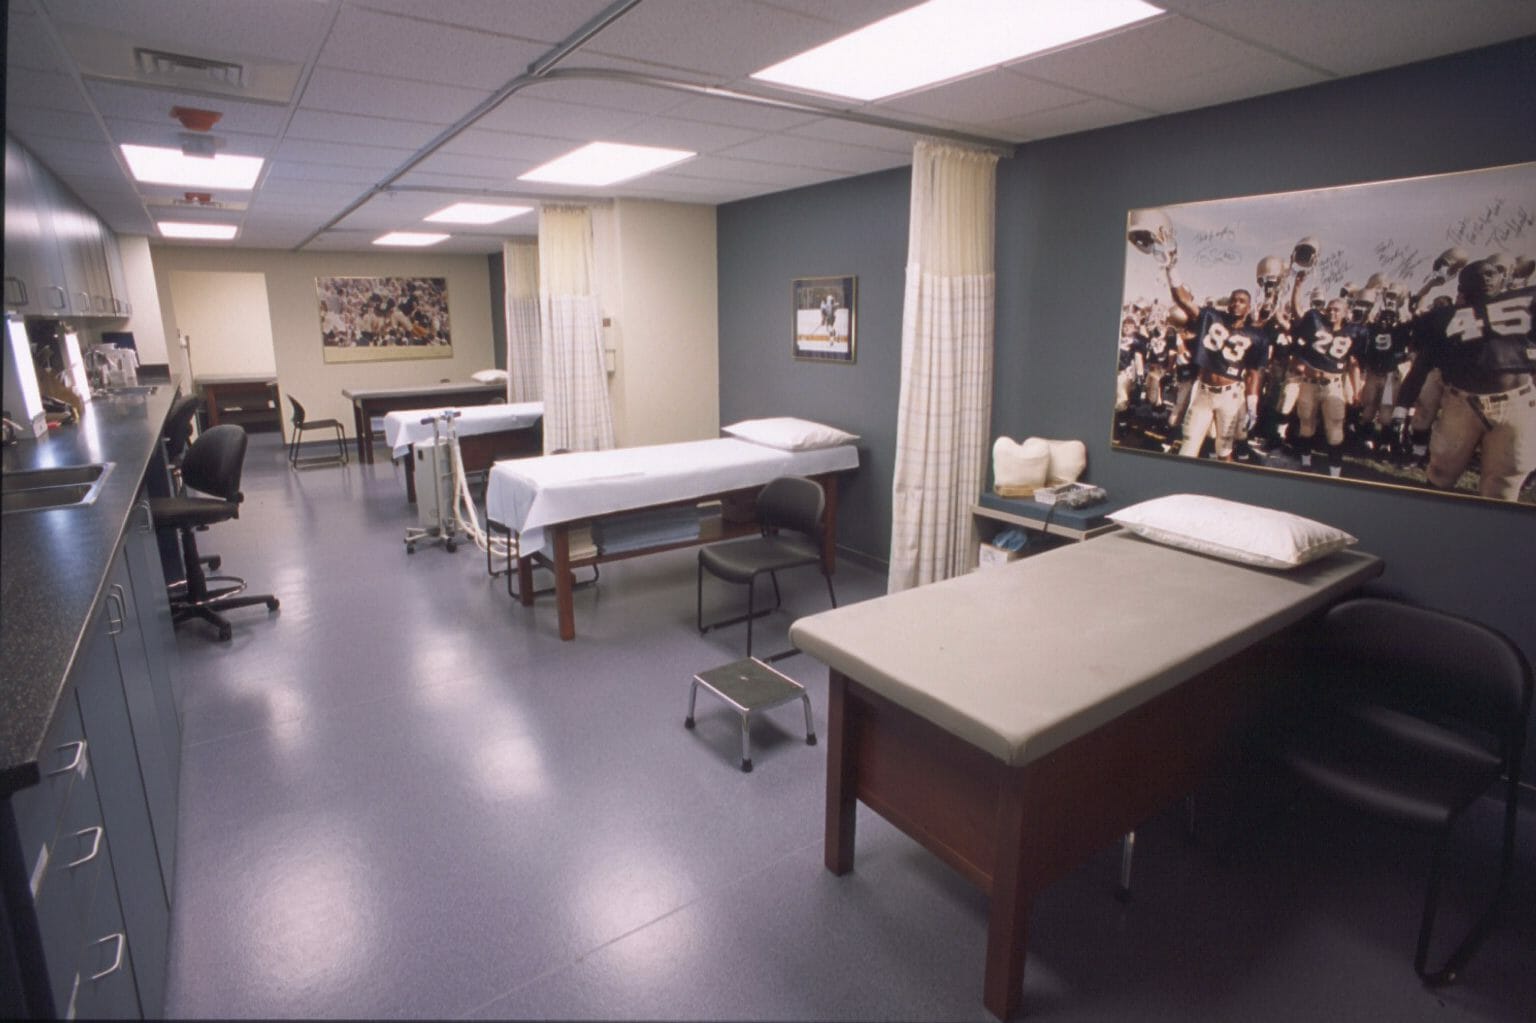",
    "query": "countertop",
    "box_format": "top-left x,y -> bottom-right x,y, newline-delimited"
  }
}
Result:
1,384 -> 177,796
